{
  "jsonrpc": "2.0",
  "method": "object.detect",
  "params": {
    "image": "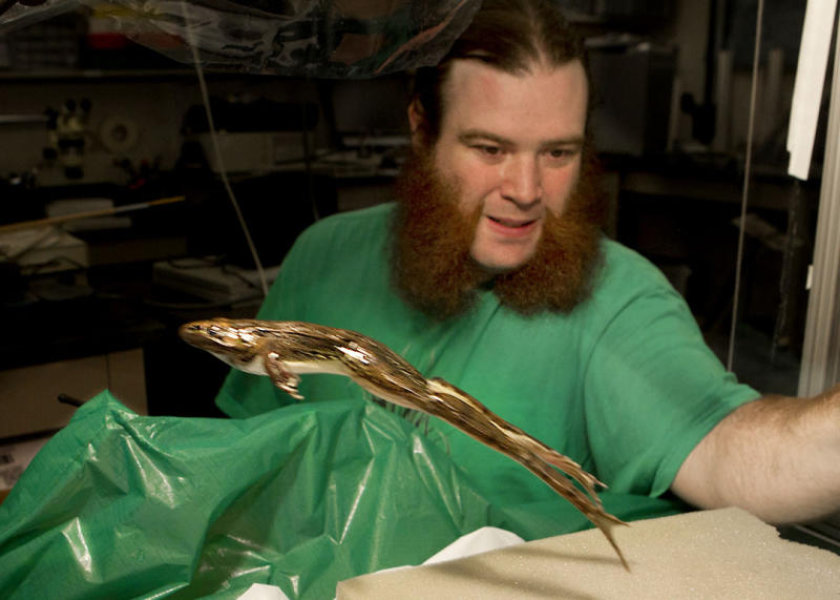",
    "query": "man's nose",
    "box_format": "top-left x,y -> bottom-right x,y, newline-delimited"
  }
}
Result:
501,155 -> 542,207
